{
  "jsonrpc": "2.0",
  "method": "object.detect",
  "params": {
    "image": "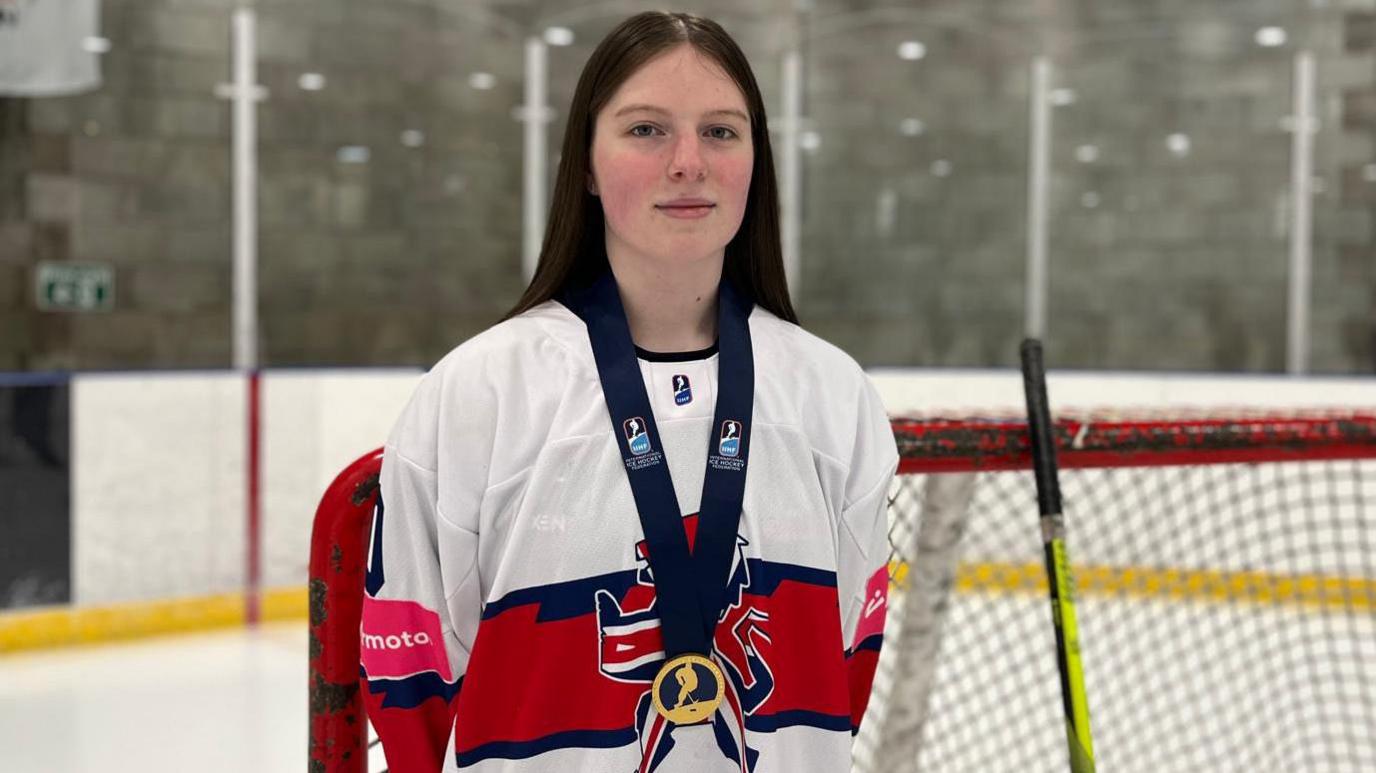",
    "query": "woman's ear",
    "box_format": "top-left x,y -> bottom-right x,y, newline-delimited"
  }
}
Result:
586,172 -> 598,196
